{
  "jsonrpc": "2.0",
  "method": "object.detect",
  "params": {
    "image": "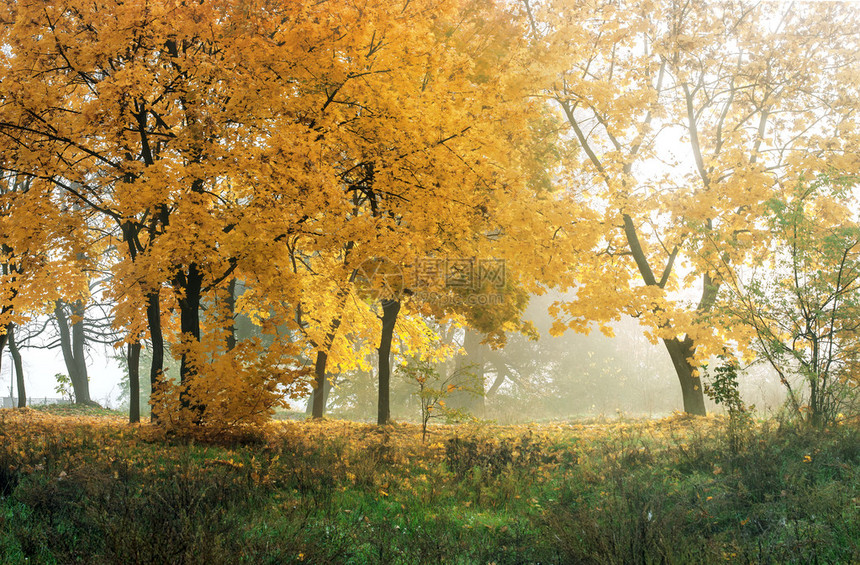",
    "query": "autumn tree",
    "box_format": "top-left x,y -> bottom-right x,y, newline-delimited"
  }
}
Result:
49,277 -> 122,408
0,0 -> 562,430
261,0 -> 561,423
0,169 -> 89,407
0,0 -> 338,427
526,0 -> 860,414
0,172 -> 31,407
5,323 -> 25,407
713,175 -> 860,426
